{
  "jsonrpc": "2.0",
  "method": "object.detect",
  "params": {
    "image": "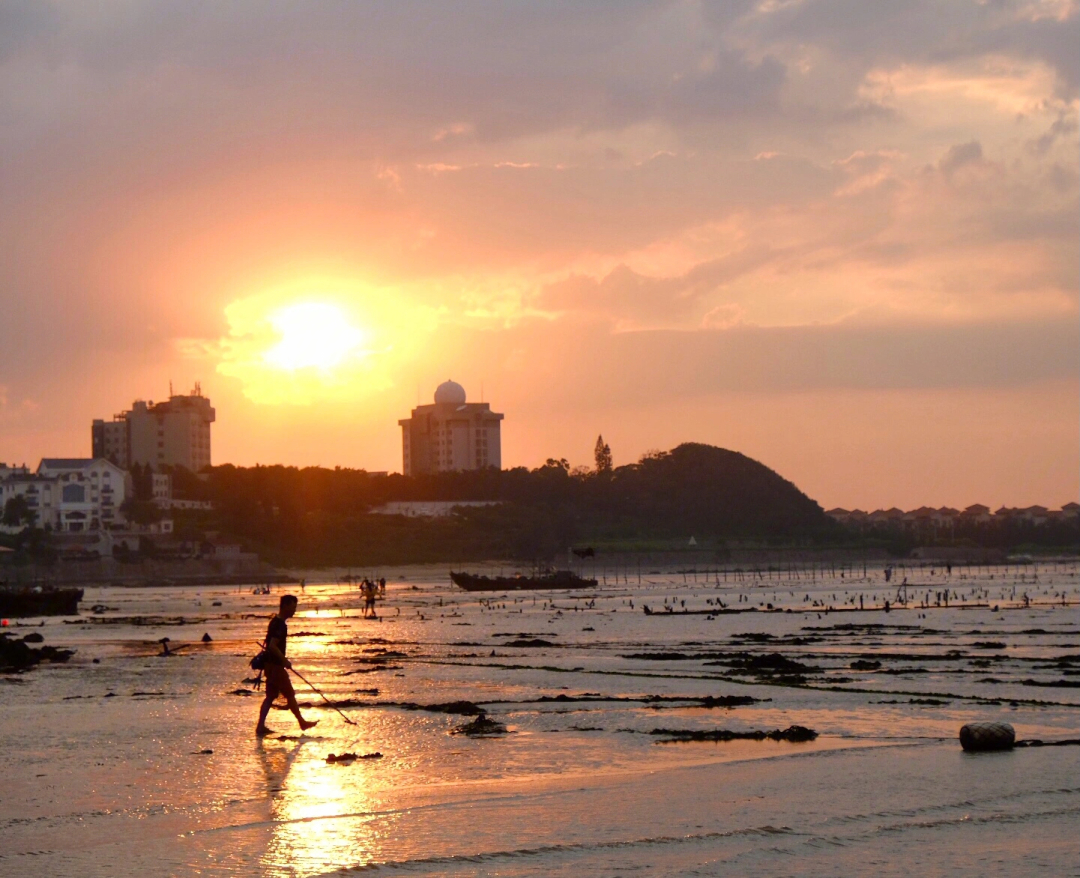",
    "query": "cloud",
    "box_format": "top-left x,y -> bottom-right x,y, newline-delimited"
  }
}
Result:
938,140 -> 984,175
537,244 -> 776,328
0,1 -> 1075,502
472,317 -> 1080,413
